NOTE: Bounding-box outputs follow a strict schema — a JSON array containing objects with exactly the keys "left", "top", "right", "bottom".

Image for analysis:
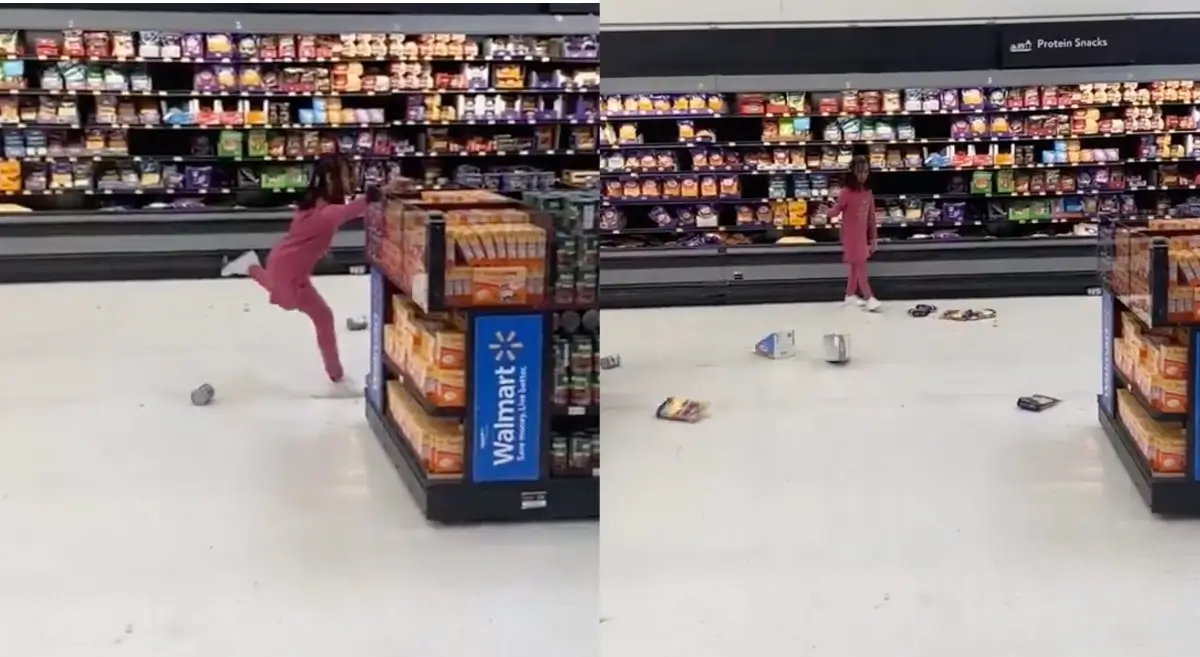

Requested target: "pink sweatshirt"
[
  {"left": 267, "top": 196, "right": 369, "bottom": 286},
  {"left": 830, "top": 188, "right": 877, "bottom": 263}
]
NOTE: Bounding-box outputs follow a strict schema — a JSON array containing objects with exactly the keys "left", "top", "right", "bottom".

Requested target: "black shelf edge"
[
  {"left": 0, "top": 246, "right": 367, "bottom": 283},
  {"left": 1097, "top": 400, "right": 1200, "bottom": 515},
  {"left": 1114, "top": 367, "right": 1188, "bottom": 423},
  {"left": 598, "top": 101, "right": 1200, "bottom": 121},
  {"left": 553, "top": 403, "right": 599, "bottom": 419},
  {"left": 599, "top": 235, "right": 1098, "bottom": 259},
  {"left": 599, "top": 270, "right": 1100, "bottom": 310},
  {"left": 366, "top": 398, "right": 598, "bottom": 524},
  {"left": 381, "top": 353, "right": 465, "bottom": 419}
]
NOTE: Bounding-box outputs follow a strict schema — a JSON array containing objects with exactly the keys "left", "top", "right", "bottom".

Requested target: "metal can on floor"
[{"left": 822, "top": 333, "right": 851, "bottom": 364}]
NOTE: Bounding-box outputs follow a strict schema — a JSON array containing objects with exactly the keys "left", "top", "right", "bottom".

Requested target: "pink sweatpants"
[
  {"left": 248, "top": 265, "right": 344, "bottom": 381},
  {"left": 845, "top": 261, "right": 874, "bottom": 299}
]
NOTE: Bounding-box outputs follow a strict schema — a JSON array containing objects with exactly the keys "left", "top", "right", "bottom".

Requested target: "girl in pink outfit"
[
  {"left": 829, "top": 156, "right": 881, "bottom": 311},
  {"left": 221, "top": 155, "right": 389, "bottom": 387}
]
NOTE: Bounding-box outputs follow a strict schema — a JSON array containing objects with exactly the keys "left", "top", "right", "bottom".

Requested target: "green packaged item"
[
  {"left": 970, "top": 170, "right": 993, "bottom": 195},
  {"left": 995, "top": 169, "right": 1014, "bottom": 194},
  {"left": 217, "top": 130, "right": 243, "bottom": 158},
  {"left": 246, "top": 130, "right": 268, "bottom": 158}
]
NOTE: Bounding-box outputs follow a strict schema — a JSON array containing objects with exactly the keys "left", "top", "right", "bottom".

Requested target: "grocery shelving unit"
[
  {"left": 597, "top": 62, "right": 1200, "bottom": 308},
  {"left": 364, "top": 189, "right": 599, "bottom": 524},
  {"left": 601, "top": 86, "right": 1177, "bottom": 242},
  {"left": 1098, "top": 221, "right": 1200, "bottom": 514},
  {"left": 0, "top": 7, "right": 598, "bottom": 282}
]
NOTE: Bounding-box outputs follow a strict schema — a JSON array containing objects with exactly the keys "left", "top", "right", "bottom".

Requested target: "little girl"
[
  {"left": 829, "top": 155, "right": 881, "bottom": 311},
  {"left": 220, "top": 154, "right": 392, "bottom": 388}
]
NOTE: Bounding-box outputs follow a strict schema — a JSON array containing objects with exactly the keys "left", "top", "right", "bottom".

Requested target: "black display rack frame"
[
  {"left": 364, "top": 196, "right": 599, "bottom": 524},
  {"left": 1098, "top": 223, "right": 1200, "bottom": 514}
]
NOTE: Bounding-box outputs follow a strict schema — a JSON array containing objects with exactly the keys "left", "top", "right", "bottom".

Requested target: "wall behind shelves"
[{"left": 601, "top": 0, "right": 1194, "bottom": 28}]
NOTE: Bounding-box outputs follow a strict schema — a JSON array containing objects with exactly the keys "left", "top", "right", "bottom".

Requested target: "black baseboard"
[
  {"left": 0, "top": 248, "right": 367, "bottom": 284},
  {"left": 600, "top": 271, "right": 1099, "bottom": 309}
]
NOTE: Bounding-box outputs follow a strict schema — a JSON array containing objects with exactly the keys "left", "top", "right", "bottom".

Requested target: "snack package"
[
  {"left": 139, "top": 31, "right": 163, "bottom": 59},
  {"left": 655, "top": 397, "right": 709, "bottom": 423}
]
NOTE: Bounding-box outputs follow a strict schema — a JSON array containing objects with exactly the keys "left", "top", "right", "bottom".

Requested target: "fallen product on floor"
[
  {"left": 754, "top": 330, "right": 797, "bottom": 359},
  {"left": 940, "top": 308, "right": 998, "bottom": 322},
  {"left": 345, "top": 316, "right": 369, "bottom": 331},
  {"left": 655, "top": 397, "right": 710, "bottom": 422},
  {"left": 1017, "top": 394, "right": 1061, "bottom": 412},
  {"left": 823, "top": 332, "right": 851, "bottom": 364},
  {"left": 907, "top": 304, "right": 938, "bottom": 318},
  {"left": 190, "top": 383, "right": 215, "bottom": 406},
  {"left": 599, "top": 354, "right": 622, "bottom": 370}
]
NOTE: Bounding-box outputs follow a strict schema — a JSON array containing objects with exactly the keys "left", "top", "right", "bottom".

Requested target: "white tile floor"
[
  {"left": 600, "top": 297, "right": 1200, "bottom": 657},
  {"left": 0, "top": 276, "right": 596, "bottom": 657}
]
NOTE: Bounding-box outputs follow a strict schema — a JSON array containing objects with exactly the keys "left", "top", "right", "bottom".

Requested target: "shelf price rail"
[
  {"left": 364, "top": 192, "right": 599, "bottom": 523},
  {"left": 1099, "top": 222, "right": 1200, "bottom": 514}
]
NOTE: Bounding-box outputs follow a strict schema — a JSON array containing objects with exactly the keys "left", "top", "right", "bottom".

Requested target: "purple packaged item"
[
  {"left": 598, "top": 207, "right": 624, "bottom": 231},
  {"left": 940, "top": 89, "right": 959, "bottom": 112},
  {"left": 944, "top": 202, "right": 966, "bottom": 223},
  {"left": 193, "top": 69, "right": 217, "bottom": 92},
  {"left": 184, "top": 165, "right": 213, "bottom": 189},
  {"left": 355, "top": 131, "right": 373, "bottom": 152},
  {"left": 181, "top": 33, "right": 205, "bottom": 59},
  {"left": 649, "top": 206, "right": 675, "bottom": 228}
]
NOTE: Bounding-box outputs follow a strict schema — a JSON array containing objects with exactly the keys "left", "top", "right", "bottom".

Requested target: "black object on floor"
[
  {"left": 907, "top": 304, "right": 937, "bottom": 318},
  {"left": 1017, "top": 394, "right": 1061, "bottom": 412}
]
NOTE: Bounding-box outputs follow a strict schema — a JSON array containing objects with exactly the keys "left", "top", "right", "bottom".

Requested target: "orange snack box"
[
  {"left": 385, "top": 380, "right": 464, "bottom": 476},
  {"left": 1154, "top": 433, "right": 1187, "bottom": 473},
  {"left": 416, "top": 320, "right": 465, "bottom": 371},
  {"left": 410, "top": 356, "right": 465, "bottom": 408},
  {"left": 1157, "top": 377, "right": 1188, "bottom": 413},
  {"left": 426, "top": 430, "right": 464, "bottom": 475},
  {"left": 1157, "top": 342, "right": 1188, "bottom": 380}
]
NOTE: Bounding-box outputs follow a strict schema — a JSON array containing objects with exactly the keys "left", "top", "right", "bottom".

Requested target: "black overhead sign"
[{"left": 999, "top": 21, "right": 1135, "bottom": 69}]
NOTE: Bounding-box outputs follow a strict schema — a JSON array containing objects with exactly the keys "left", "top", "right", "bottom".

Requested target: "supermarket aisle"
[
  {"left": 0, "top": 276, "right": 595, "bottom": 657},
  {"left": 600, "top": 297, "right": 1200, "bottom": 657}
]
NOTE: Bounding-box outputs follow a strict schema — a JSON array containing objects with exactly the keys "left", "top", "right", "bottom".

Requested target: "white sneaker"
[
  {"left": 845, "top": 295, "right": 866, "bottom": 307},
  {"left": 865, "top": 297, "right": 883, "bottom": 312},
  {"left": 221, "top": 250, "right": 261, "bottom": 277}
]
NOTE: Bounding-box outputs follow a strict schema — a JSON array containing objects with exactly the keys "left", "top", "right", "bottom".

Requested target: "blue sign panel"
[
  {"left": 470, "top": 314, "right": 544, "bottom": 483},
  {"left": 1100, "top": 291, "right": 1115, "bottom": 417},
  {"left": 367, "top": 268, "right": 385, "bottom": 410},
  {"left": 1191, "top": 330, "right": 1200, "bottom": 481}
]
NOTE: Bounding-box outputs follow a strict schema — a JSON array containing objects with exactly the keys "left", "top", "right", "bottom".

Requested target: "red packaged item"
[
  {"left": 277, "top": 36, "right": 297, "bottom": 60},
  {"left": 736, "top": 93, "right": 766, "bottom": 115},
  {"left": 62, "top": 30, "right": 85, "bottom": 58},
  {"left": 860, "top": 91, "right": 882, "bottom": 114},
  {"left": 297, "top": 35, "right": 317, "bottom": 60},
  {"left": 34, "top": 38, "right": 58, "bottom": 58},
  {"left": 841, "top": 90, "right": 860, "bottom": 114},
  {"left": 84, "top": 31, "right": 111, "bottom": 59},
  {"left": 257, "top": 36, "right": 278, "bottom": 60}
]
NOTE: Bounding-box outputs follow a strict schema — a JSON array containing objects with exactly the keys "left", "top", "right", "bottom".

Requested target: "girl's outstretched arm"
[
  {"left": 828, "top": 188, "right": 849, "bottom": 218},
  {"left": 293, "top": 195, "right": 371, "bottom": 240}
]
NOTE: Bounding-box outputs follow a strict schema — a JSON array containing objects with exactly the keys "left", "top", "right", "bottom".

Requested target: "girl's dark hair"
[
  {"left": 845, "top": 155, "right": 871, "bottom": 191},
  {"left": 298, "top": 154, "right": 353, "bottom": 210}
]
